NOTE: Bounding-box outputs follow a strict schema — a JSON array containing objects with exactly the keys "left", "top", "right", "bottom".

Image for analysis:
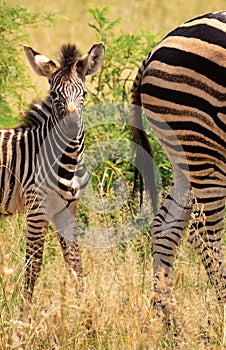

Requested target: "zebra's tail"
[{"left": 130, "top": 59, "right": 158, "bottom": 214}]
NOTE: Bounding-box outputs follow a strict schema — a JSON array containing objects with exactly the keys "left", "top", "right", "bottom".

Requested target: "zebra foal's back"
[{"left": 131, "top": 11, "right": 226, "bottom": 323}]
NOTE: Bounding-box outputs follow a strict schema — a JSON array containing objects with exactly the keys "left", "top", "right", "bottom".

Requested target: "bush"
[
  {"left": 81, "top": 6, "right": 172, "bottom": 223},
  {"left": 86, "top": 5, "right": 157, "bottom": 105},
  {"left": 0, "top": 2, "right": 55, "bottom": 126}
]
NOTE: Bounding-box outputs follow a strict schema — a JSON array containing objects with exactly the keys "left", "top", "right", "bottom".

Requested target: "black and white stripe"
[
  {"left": 131, "top": 11, "right": 226, "bottom": 316},
  {"left": 0, "top": 42, "right": 104, "bottom": 303}
]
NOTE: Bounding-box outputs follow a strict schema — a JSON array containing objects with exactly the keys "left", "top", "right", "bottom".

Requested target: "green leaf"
[{"left": 0, "top": 2, "right": 56, "bottom": 126}]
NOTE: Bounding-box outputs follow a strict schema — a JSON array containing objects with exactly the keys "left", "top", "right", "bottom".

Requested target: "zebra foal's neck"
[{"left": 0, "top": 42, "right": 105, "bottom": 215}]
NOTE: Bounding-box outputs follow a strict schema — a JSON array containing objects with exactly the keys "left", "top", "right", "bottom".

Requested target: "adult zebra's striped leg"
[
  {"left": 23, "top": 216, "right": 48, "bottom": 304},
  {"left": 189, "top": 192, "right": 226, "bottom": 304},
  {"left": 52, "top": 207, "right": 83, "bottom": 297},
  {"left": 151, "top": 169, "right": 192, "bottom": 321}
]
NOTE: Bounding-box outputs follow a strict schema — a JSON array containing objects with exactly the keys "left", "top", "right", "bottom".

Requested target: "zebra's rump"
[{"left": 140, "top": 12, "right": 226, "bottom": 191}]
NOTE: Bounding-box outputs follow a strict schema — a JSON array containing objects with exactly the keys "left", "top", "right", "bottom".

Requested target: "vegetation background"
[
  {"left": 7, "top": 0, "right": 226, "bottom": 101},
  {"left": 0, "top": 0, "right": 226, "bottom": 349}
]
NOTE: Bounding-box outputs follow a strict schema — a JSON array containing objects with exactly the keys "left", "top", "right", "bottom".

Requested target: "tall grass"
[{"left": 0, "top": 215, "right": 225, "bottom": 349}]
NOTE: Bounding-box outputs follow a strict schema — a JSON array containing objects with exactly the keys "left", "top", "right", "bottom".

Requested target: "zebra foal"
[
  {"left": 0, "top": 42, "right": 104, "bottom": 304},
  {"left": 131, "top": 11, "right": 226, "bottom": 320}
]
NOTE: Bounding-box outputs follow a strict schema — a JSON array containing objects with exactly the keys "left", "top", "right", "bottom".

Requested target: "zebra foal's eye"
[
  {"left": 50, "top": 91, "right": 58, "bottom": 99},
  {"left": 83, "top": 90, "right": 87, "bottom": 98}
]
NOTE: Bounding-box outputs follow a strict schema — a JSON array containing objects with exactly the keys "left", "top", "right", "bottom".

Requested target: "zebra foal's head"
[{"left": 23, "top": 42, "right": 105, "bottom": 135}]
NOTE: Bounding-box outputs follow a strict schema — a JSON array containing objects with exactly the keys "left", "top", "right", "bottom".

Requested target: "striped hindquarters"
[{"left": 138, "top": 11, "right": 226, "bottom": 196}]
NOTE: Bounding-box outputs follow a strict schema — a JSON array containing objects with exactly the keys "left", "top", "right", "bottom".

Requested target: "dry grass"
[{"left": 0, "top": 213, "right": 225, "bottom": 349}]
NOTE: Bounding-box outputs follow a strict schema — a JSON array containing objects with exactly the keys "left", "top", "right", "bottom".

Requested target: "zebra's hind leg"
[
  {"left": 52, "top": 207, "right": 83, "bottom": 297},
  {"left": 151, "top": 170, "right": 192, "bottom": 325},
  {"left": 22, "top": 217, "right": 48, "bottom": 307},
  {"left": 189, "top": 192, "right": 226, "bottom": 306}
]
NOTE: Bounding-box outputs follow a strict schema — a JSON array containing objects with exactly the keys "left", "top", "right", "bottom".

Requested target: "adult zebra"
[
  {"left": 131, "top": 11, "right": 226, "bottom": 321},
  {"left": 0, "top": 43, "right": 104, "bottom": 304}
]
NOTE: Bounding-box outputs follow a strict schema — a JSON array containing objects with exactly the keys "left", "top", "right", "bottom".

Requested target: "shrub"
[
  {"left": 81, "top": 6, "right": 172, "bottom": 224},
  {"left": 0, "top": 2, "right": 55, "bottom": 127},
  {"left": 86, "top": 5, "right": 157, "bottom": 105}
]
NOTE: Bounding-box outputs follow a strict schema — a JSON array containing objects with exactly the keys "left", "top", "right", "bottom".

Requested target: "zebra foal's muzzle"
[{"left": 62, "top": 105, "right": 82, "bottom": 138}]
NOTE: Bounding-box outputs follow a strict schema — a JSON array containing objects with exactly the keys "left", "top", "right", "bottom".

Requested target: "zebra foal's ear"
[
  {"left": 76, "top": 42, "right": 105, "bottom": 77},
  {"left": 23, "top": 45, "right": 57, "bottom": 79}
]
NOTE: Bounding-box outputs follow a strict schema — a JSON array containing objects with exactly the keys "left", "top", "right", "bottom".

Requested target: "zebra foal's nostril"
[{"left": 67, "top": 102, "right": 77, "bottom": 113}]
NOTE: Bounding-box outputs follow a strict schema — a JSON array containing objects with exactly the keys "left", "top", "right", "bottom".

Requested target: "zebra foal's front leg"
[
  {"left": 23, "top": 215, "right": 48, "bottom": 306},
  {"left": 52, "top": 207, "right": 83, "bottom": 297}
]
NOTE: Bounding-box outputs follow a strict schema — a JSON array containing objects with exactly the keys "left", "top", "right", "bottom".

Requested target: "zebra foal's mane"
[{"left": 59, "top": 44, "right": 81, "bottom": 69}]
